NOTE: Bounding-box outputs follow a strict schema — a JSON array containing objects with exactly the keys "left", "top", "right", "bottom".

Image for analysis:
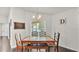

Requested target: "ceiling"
[
  {"left": 0, "top": 7, "right": 76, "bottom": 17},
  {"left": 23, "top": 7, "right": 76, "bottom": 15},
  {"left": 0, "top": 7, "right": 10, "bottom": 17}
]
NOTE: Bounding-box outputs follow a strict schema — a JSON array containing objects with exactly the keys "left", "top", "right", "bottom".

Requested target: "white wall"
[
  {"left": 77, "top": 8, "right": 79, "bottom": 51},
  {"left": 41, "top": 15, "right": 53, "bottom": 36},
  {"left": 52, "top": 8, "right": 79, "bottom": 51},
  {"left": 9, "top": 8, "right": 27, "bottom": 48},
  {"left": 0, "top": 8, "right": 9, "bottom": 37}
]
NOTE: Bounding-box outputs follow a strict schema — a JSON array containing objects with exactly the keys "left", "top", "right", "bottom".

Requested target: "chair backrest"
[
  {"left": 54, "top": 32, "right": 60, "bottom": 46},
  {"left": 15, "top": 33, "right": 22, "bottom": 46}
]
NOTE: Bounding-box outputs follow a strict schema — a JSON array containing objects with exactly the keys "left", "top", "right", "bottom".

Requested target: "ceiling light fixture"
[{"left": 32, "top": 14, "right": 42, "bottom": 20}]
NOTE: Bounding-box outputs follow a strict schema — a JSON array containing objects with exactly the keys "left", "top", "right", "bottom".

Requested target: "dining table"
[{"left": 20, "top": 36, "right": 57, "bottom": 52}]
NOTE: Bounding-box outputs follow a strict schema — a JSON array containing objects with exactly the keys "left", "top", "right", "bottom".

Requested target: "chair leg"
[
  {"left": 21, "top": 47, "right": 23, "bottom": 52},
  {"left": 47, "top": 48, "right": 49, "bottom": 52},
  {"left": 54, "top": 46, "right": 56, "bottom": 52},
  {"left": 16, "top": 47, "right": 19, "bottom": 52},
  {"left": 28, "top": 49, "right": 30, "bottom": 52},
  {"left": 27, "top": 49, "right": 29, "bottom": 52},
  {"left": 38, "top": 49, "right": 40, "bottom": 52},
  {"left": 46, "top": 49, "right": 47, "bottom": 52},
  {"left": 57, "top": 46, "right": 59, "bottom": 52},
  {"left": 48, "top": 47, "right": 50, "bottom": 52},
  {"left": 29, "top": 49, "right": 31, "bottom": 52},
  {"left": 54, "top": 46, "right": 59, "bottom": 52},
  {"left": 23, "top": 47, "right": 26, "bottom": 52},
  {"left": 45, "top": 48, "right": 47, "bottom": 52},
  {"left": 16, "top": 48, "right": 18, "bottom": 52}
]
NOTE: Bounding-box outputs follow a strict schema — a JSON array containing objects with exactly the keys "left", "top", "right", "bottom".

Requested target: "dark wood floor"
[
  {"left": 0, "top": 36, "right": 77, "bottom": 52},
  {"left": 11, "top": 46, "right": 77, "bottom": 52}
]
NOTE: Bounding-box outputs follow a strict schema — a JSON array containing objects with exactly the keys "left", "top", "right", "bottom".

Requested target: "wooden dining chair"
[
  {"left": 15, "top": 33, "right": 27, "bottom": 52},
  {"left": 53, "top": 32, "right": 60, "bottom": 52},
  {"left": 48, "top": 32, "right": 60, "bottom": 52}
]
